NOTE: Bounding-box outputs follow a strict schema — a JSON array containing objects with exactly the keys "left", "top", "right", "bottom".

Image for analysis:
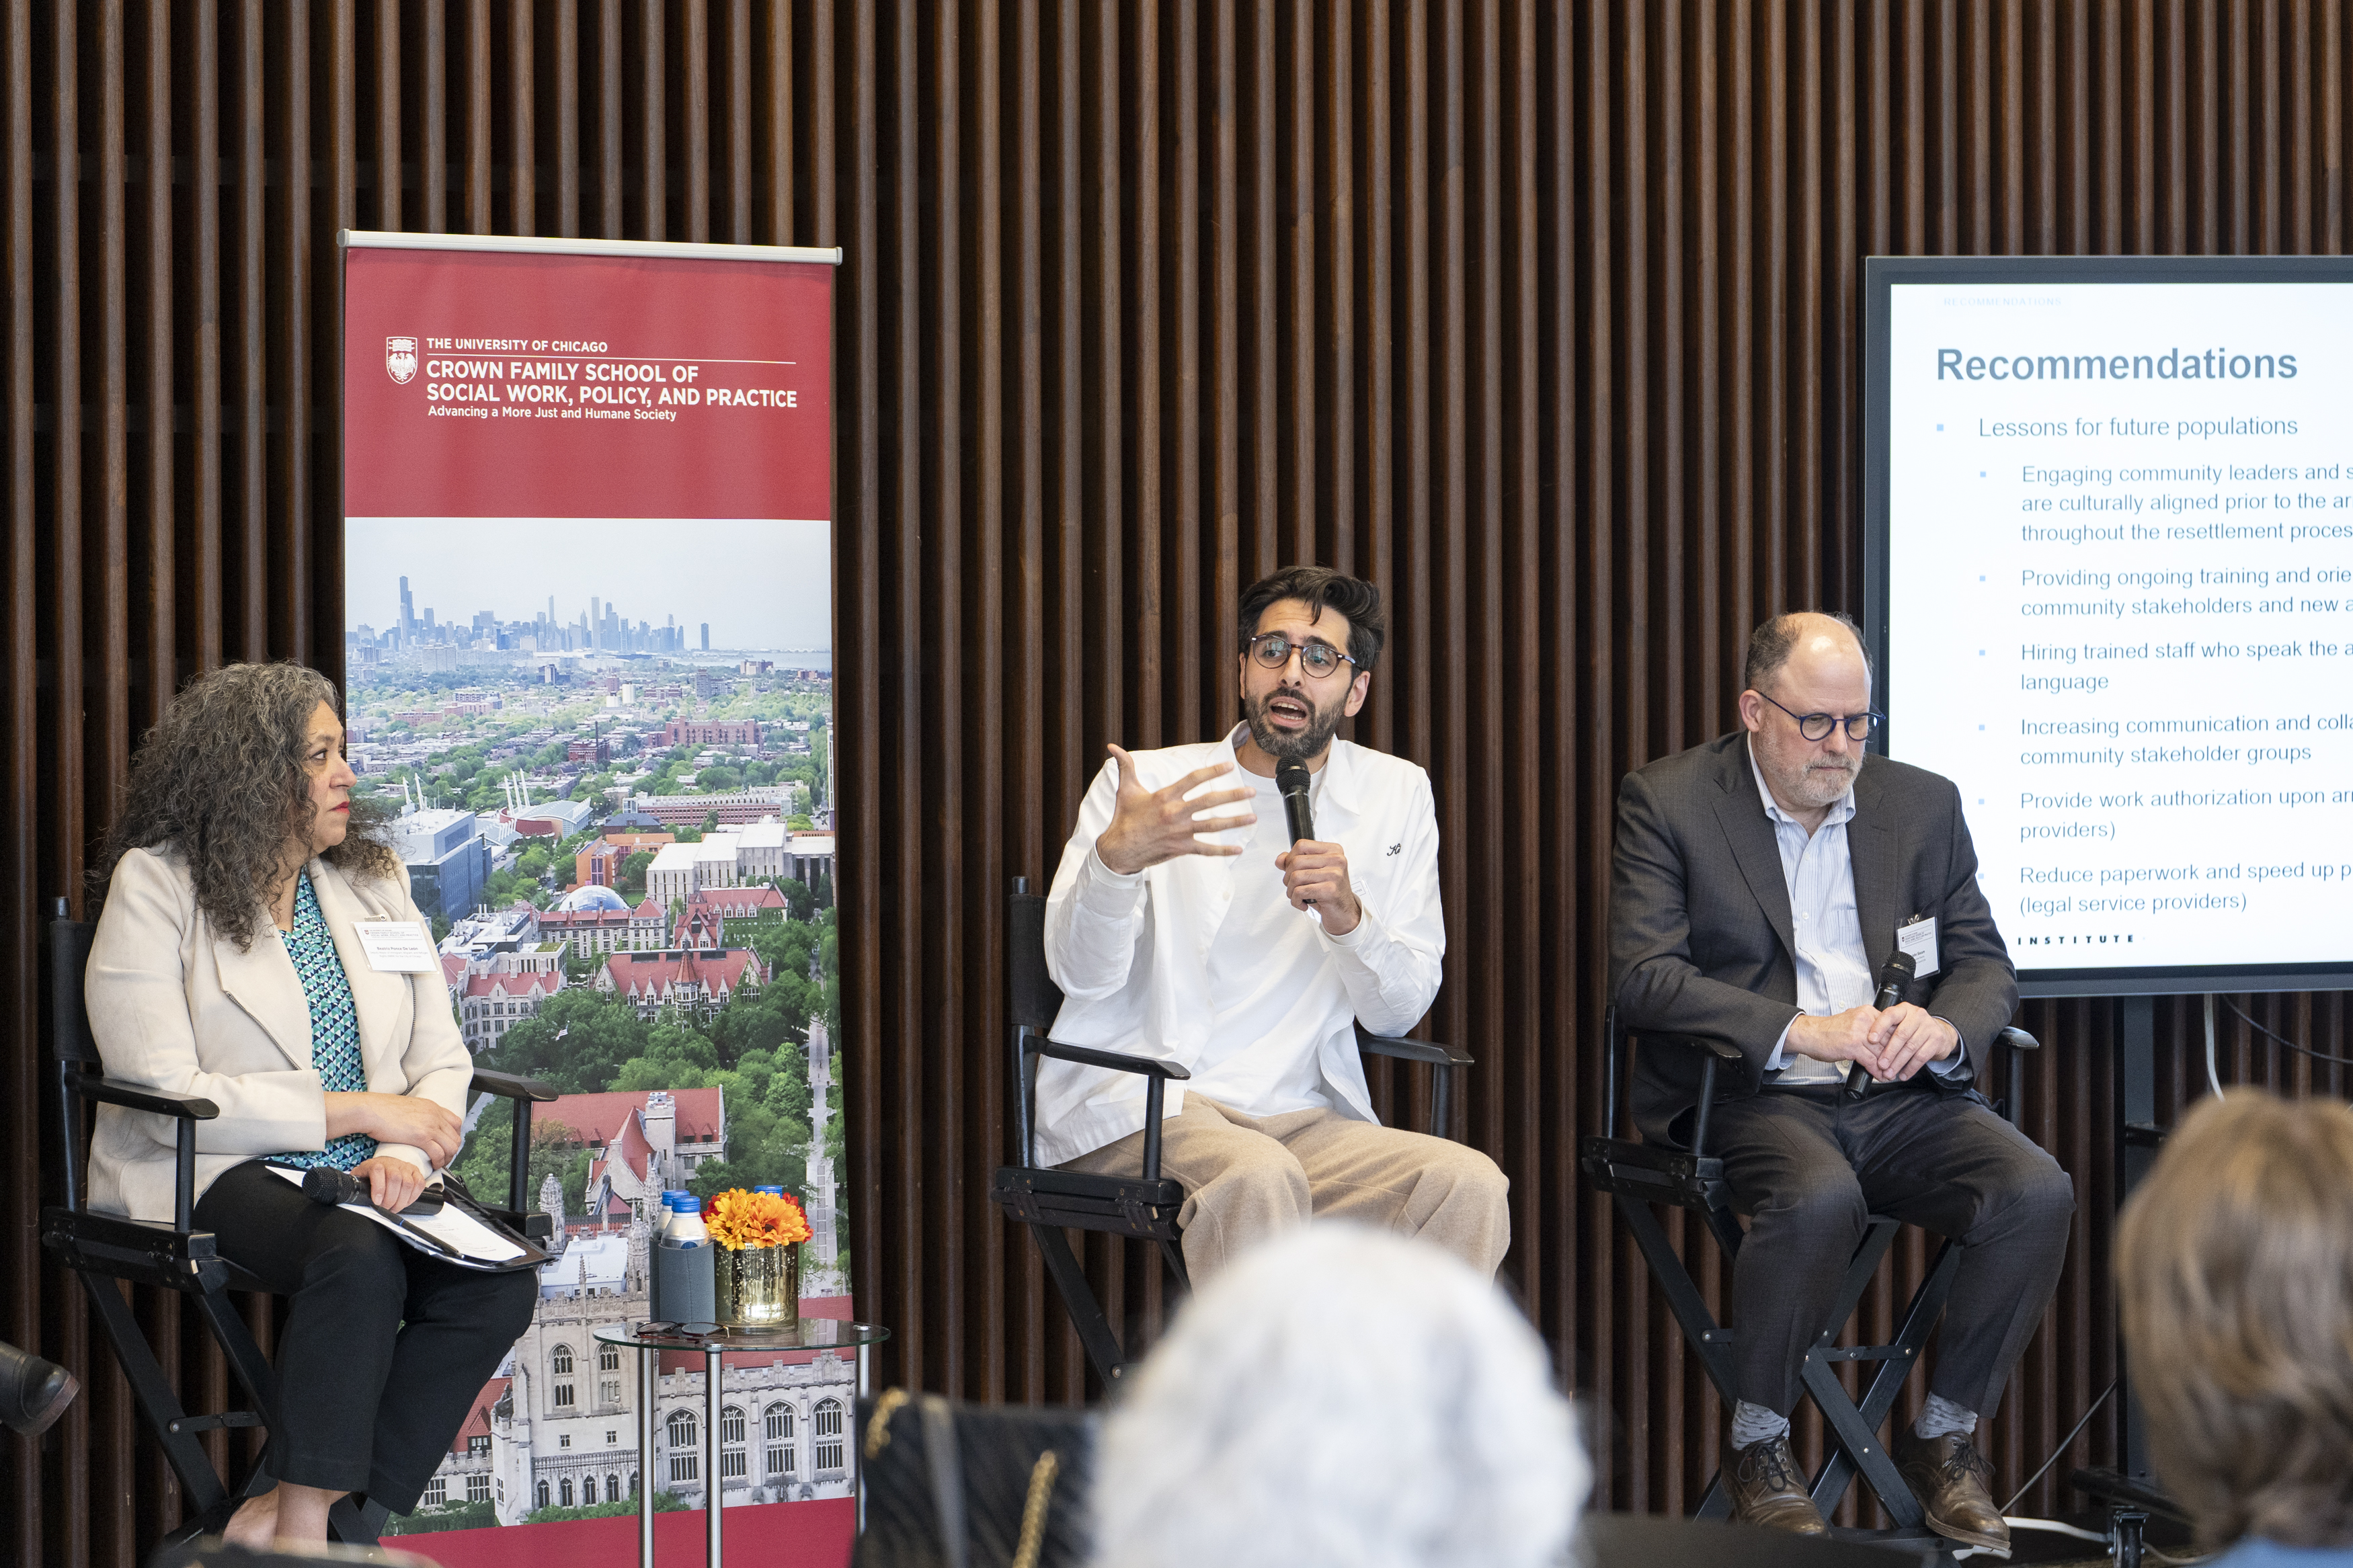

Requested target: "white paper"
[
  {"left": 1897, "top": 917, "right": 1941, "bottom": 979},
  {"left": 352, "top": 919, "right": 439, "bottom": 973},
  {"left": 267, "top": 1165, "right": 526, "bottom": 1263}
]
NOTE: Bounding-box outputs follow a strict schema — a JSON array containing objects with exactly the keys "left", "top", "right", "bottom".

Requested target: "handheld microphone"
[
  {"left": 1843, "top": 950, "right": 1919, "bottom": 1101},
  {"left": 301, "top": 1165, "right": 444, "bottom": 1215},
  {"left": 1274, "top": 759, "right": 1314, "bottom": 844},
  {"left": 1274, "top": 759, "right": 1317, "bottom": 908}
]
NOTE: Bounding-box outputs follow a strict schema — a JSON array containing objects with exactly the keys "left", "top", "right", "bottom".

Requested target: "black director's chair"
[
  {"left": 38, "top": 898, "right": 556, "bottom": 1546},
  {"left": 1581, "top": 1007, "right": 2042, "bottom": 1529},
  {"left": 988, "top": 876, "right": 1474, "bottom": 1390}
]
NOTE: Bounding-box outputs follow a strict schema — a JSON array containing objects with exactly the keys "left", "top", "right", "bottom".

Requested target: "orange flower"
[{"left": 705, "top": 1188, "right": 813, "bottom": 1250}]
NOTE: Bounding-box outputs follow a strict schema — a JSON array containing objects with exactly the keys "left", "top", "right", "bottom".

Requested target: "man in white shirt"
[
  {"left": 1611, "top": 613, "right": 2074, "bottom": 1550},
  {"left": 1042, "top": 567, "right": 1509, "bottom": 1282}
]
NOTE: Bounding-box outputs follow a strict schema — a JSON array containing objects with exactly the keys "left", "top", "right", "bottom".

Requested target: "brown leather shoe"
[
  {"left": 1895, "top": 1427, "right": 2009, "bottom": 1552},
  {"left": 1721, "top": 1433, "right": 1830, "bottom": 1536}
]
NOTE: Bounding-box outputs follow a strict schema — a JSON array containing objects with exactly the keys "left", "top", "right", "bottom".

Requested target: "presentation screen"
[{"left": 1865, "top": 257, "right": 2353, "bottom": 997}]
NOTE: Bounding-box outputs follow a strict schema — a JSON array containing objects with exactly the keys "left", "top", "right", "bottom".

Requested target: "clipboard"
[{"left": 265, "top": 1165, "right": 551, "bottom": 1272}]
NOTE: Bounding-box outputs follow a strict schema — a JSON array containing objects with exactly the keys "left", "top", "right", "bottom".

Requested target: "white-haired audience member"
[
  {"left": 2114, "top": 1089, "right": 2353, "bottom": 1566},
  {"left": 1090, "top": 1225, "right": 1587, "bottom": 1568}
]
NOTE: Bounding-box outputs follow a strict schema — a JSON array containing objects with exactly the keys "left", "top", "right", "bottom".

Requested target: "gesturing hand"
[
  {"left": 1092, "top": 745, "right": 1259, "bottom": 875},
  {"left": 1276, "top": 840, "right": 1362, "bottom": 935}
]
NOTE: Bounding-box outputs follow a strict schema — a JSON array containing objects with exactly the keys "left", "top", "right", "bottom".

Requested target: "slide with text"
[{"left": 1886, "top": 280, "right": 2353, "bottom": 975}]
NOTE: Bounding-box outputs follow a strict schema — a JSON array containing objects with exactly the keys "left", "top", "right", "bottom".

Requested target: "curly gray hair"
[{"left": 93, "top": 661, "right": 399, "bottom": 950}]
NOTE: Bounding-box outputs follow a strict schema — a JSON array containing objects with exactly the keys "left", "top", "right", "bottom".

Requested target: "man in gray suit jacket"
[{"left": 1611, "top": 612, "right": 2073, "bottom": 1551}]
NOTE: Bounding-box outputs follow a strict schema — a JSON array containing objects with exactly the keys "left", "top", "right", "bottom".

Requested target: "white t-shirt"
[{"left": 1184, "top": 768, "right": 1339, "bottom": 1115}]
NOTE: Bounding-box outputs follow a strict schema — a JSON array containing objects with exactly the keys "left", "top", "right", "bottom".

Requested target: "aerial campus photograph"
[{"left": 340, "top": 520, "right": 851, "bottom": 1540}]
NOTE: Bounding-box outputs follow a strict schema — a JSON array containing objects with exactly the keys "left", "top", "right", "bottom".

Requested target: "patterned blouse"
[{"left": 270, "top": 871, "right": 379, "bottom": 1172}]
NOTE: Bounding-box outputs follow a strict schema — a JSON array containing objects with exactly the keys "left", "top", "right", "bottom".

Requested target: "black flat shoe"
[{"left": 0, "top": 1340, "right": 77, "bottom": 1438}]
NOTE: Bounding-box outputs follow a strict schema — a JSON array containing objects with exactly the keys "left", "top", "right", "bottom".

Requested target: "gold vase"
[{"left": 715, "top": 1241, "right": 799, "bottom": 1332}]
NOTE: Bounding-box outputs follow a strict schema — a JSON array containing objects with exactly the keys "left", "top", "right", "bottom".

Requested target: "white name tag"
[
  {"left": 354, "top": 920, "right": 439, "bottom": 973},
  {"left": 1897, "top": 917, "right": 1940, "bottom": 979}
]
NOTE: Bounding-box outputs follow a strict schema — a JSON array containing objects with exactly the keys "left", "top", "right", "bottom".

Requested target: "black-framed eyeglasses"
[
  {"left": 1755, "top": 688, "right": 1882, "bottom": 743},
  {"left": 1245, "top": 632, "right": 1357, "bottom": 680}
]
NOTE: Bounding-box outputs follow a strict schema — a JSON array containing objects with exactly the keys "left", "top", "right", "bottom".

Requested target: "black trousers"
[
  {"left": 194, "top": 1161, "right": 539, "bottom": 1514},
  {"left": 1709, "top": 1083, "right": 2075, "bottom": 1421}
]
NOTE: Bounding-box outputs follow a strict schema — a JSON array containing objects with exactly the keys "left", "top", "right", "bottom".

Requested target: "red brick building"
[
  {"left": 577, "top": 831, "right": 674, "bottom": 890},
  {"left": 661, "top": 718, "right": 760, "bottom": 747},
  {"left": 594, "top": 948, "right": 768, "bottom": 1016}
]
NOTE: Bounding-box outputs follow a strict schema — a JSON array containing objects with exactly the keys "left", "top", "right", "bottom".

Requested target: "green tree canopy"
[{"left": 485, "top": 988, "right": 650, "bottom": 1094}]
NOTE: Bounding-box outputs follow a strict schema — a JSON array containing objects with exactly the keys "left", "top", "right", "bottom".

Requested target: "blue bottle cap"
[{"left": 753, "top": 1185, "right": 785, "bottom": 1196}]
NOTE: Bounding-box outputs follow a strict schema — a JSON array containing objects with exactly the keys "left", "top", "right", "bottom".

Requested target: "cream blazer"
[{"left": 85, "top": 845, "right": 473, "bottom": 1224}]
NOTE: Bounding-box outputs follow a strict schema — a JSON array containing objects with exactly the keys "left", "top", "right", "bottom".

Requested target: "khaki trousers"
[{"left": 1061, "top": 1094, "right": 1511, "bottom": 1282}]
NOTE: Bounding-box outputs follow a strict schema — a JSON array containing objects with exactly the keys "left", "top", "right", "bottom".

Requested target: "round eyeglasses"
[
  {"left": 1245, "top": 632, "right": 1358, "bottom": 680},
  {"left": 1756, "top": 688, "right": 1883, "bottom": 743}
]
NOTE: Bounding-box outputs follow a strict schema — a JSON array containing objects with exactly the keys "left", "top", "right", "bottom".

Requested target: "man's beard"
[
  {"left": 1779, "top": 755, "right": 1860, "bottom": 809},
  {"left": 1243, "top": 686, "right": 1346, "bottom": 763}
]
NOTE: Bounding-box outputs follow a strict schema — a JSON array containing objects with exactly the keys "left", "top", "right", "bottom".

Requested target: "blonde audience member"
[
  {"left": 1091, "top": 1225, "right": 1587, "bottom": 1568},
  {"left": 2115, "top": 1089, "right": 2353, "bottom": 1565}
]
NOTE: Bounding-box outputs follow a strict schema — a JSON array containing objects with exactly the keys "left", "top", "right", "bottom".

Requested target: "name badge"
[
  {"left": 354, "top": 920, "right": 438, "bottom": 973},
  {"left": 1897, "top": 917, "right": 1940, "bottom": 979}
]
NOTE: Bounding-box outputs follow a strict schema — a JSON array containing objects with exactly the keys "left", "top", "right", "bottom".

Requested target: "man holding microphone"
[{"left": 1037, "top": 566, "right": 1508, "bottom": 1283}]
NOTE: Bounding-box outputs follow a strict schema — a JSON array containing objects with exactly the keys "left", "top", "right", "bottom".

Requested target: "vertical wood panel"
[
  {"left": 141, "top": 0, "right": 170, "bottom": 729},
  {"left": 11, "top": 7, "right": 2353, "bottom": 1553},
  {"left": 4, "top": 6, "right": 33, "bottom": 1560}
]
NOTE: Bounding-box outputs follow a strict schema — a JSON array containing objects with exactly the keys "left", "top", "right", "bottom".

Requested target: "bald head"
[{"left": 1742, "top": 612, "right": 1871, "bottom": 699}]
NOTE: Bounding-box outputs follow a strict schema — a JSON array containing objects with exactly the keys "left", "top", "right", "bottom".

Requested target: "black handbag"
[{"left": 852, "top": 1390, "right": 1095, "bottom": 1568}]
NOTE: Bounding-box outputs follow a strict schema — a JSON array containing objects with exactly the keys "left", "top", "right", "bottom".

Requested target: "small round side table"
[{"left": 594, "top": 1317, "right": 892, "bottom": 1568}]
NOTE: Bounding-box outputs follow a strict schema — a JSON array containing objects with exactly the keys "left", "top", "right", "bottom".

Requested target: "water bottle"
[
  {"left": 651, "top": 1191, "right": 715, "bottom": 1323},
  {"left": 661, "top": 1190, "right": 708, "bottom": 1247}
]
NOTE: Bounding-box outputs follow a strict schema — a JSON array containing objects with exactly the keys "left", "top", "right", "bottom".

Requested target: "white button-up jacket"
[{"left": 1035, "top": 727, "right": 1445, "bottom": 1167}]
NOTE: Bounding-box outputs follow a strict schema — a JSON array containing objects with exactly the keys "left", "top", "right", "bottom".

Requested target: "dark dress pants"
[
  {"left": 1710, "top": 1083, "right": 2075, "bottom": 1419},
  {"left": 194, "top": 1160, "right": 539, "bottom": 1513}
]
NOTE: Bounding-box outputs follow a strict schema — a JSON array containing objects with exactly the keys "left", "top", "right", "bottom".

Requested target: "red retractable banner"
[
  {"left": 341, "top": 234, "right": 850, "bottom": 1557},
  {"left": 344, "top": 241, "right": 832, "bottom": 521}
]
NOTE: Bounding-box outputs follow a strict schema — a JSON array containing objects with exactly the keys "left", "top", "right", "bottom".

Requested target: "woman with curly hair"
[{"left": 85, "top": 662, "right": 535, "bottom": 1546}]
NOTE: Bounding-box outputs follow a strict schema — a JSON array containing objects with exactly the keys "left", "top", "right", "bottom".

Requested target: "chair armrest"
[
  {"left": 1033, "top": 1039, "right": 1192, "bottom": 1081},
  {"left": 469, "top": 1067, "right": 559, "bottom": 1102},
  {"left": 1642, "top": 1032, "right": 1743, "bottom": 1062},
  {"left": 1626, "top": 1032, "right": 1744, "bottom": 1157},
  {"left": 1031, "top": 1038, "right": 1189, "bottom": 1181},
  {"left": 1992, "top": 1025, "right": 2042, "bottom": 1131},
  {"left": 74, "top": 1075, "right": 220, "bottom": 1120},
  {"left": 1353, "top": 1026, "right": 1474, "bottom": 1067}
]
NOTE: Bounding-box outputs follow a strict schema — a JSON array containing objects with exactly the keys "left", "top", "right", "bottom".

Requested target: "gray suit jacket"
[{"left": 1609, "top": 731, "right": 2018, "bottom": 1145}]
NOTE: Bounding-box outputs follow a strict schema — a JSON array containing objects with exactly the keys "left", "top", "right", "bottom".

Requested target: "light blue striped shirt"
[{"left": 1750, "top": 740, "right": 1961, "bottom": 1085}]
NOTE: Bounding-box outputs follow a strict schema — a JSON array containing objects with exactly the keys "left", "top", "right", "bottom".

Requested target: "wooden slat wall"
[{"left": 7, "top": 3, "right": 2352, "bottom": 1556}]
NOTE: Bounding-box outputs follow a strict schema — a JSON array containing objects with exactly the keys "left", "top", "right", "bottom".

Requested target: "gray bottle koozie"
[{"left": 651, "top": 1243, "right": 716, "bottom": 1324}]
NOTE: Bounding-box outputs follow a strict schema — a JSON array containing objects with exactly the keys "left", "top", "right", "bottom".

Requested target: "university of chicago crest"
[{"left": 385, "top": 336, "right": 418, "bottom": 384}]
